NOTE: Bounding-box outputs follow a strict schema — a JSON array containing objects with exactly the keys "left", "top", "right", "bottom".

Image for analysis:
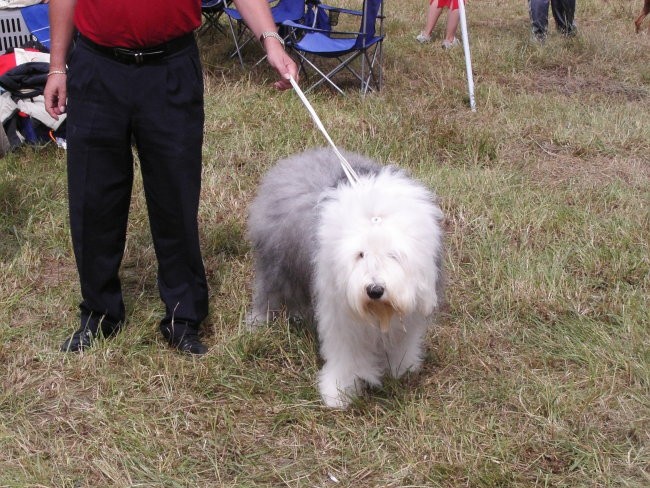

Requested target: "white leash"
[{"left": 288, "top": 76, "right": 360, "bottom": 186}]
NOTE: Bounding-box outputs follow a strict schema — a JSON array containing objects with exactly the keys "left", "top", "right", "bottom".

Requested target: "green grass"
[{"left": 1, "top": 0, "right": 649, "bottom": 486}]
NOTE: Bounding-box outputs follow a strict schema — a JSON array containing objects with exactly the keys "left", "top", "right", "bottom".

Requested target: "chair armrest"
[
  {"left": 282, "top": 19, "right": 360, "bottom": 37},
  {"left": 318, "top": 3, "right": 363, "bottom": 17},
  {"left": 283, "top": 20, "right": 328, "bottom": 33}
]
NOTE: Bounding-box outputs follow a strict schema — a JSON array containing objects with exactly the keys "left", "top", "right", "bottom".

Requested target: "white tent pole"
[{"left": 457, "top": 0, "right": 476, "bottom": 112}]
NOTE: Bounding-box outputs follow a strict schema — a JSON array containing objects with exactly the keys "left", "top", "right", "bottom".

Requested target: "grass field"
[{"left": 1, "top": 0, "right": 649, "bottom": 486}]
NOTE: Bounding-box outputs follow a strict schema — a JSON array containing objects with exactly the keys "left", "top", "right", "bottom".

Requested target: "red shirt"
[{"left": 74, "top": 0, "right": 202, "bottom": 48}]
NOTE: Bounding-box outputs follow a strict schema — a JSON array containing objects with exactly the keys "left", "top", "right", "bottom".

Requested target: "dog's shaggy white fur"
[{"left": 247, "top": 148, "right": 444, "bottom": 408}]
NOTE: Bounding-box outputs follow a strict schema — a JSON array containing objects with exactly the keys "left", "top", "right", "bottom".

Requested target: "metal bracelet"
[{"left": 259, "top": 31, "right": 284, "bottom": 47}]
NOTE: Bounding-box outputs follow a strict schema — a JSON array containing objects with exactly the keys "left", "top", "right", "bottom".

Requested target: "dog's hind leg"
[{"left": 248, "top": 269, "right": 285, "bottom": 326}]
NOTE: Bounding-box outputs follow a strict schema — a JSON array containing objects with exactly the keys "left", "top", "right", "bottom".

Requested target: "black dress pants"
[
  {"left": 529, "top": 0, "right": 576, "bottom": 37},
  {"left": 66, "top": 37, "right": 208, "bottom": 333}
]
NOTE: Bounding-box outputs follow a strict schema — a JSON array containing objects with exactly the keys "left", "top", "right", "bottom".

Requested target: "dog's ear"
[
  {"left": 416, "top": 272, "right": 440, "bottom": 316},
  {"left": 417, "top": 244, "right": 444, "bottom": 317},
  {"left": 418, "top": 287, "right": 439, "bottom": 317}
]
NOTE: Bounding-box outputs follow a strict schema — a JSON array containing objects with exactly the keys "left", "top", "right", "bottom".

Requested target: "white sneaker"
[
  {"left": 416, "top": 32, "right": 431, "bottom": 43},
  {"left": 442, "top": 38, "right": 459, "bottom": 49}
]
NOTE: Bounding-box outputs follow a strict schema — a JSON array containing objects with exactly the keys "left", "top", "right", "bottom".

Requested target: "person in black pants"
[
  {"left": 529, "top": 0, "right": 577, "bottom": 42},
  {"left": 44, "top": 0, "right": 298, "bottom": 355}
]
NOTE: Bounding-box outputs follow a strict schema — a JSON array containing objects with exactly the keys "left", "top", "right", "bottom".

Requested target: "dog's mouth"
[{"left": 364, "top": 300, "right": 400, "bottom": 332}]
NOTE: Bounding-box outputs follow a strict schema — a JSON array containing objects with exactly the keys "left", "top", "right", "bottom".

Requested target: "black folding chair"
[{"left": 197, "top": 0, "right": 228, "bottom": 38}]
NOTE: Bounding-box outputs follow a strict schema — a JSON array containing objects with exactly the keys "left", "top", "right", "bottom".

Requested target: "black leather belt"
[{"left": 78, "top": 33, "right": 195, "bottom": 65}]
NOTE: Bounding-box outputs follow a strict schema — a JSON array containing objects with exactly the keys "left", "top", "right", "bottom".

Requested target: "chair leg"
[
  {"left": 344, "top": 48, "right": 383, "bottom": 94},
  {"left": 197, "top": 6, "right": 228, "bottom": 38},
  {"left": 299, "top": 54, "right": 347, "bottom": 95},
  {"left": 294, "top": 44, "right": 383, "bottom": 95},
  {"left": 361, "top": 47, "right": 383, "bottom": 94},
  {"left": 226, "top": 17, "right": 246, "bottom": 67}
]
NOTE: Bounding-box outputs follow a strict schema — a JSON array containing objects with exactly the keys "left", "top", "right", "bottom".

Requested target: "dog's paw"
[
  {"left": 318, "top": 371, "right": 361, "bottom": 409},
  {"left": 320, "top": 386, "right": 355, "bottom": 409},
  {"left": 387, "top": 353, "right": 423, "bottom": 379}
]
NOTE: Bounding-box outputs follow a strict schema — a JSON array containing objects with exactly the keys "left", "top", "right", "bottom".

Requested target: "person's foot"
[
  {"left": 60, "top": 320, "right": 121, "bottom": 352},
  {"left": 559, "top": 25, "right": 577, "bottom": 37},
  {"left": 416, "top": 32, "right": 431, "bottom": 43},
  {"left": 442, "top": 37, "right": 459, "bottom": 49},
  {"left": 531, "top": 31, "right": 547, "bottom": 44},
  {"left": 160, "top": 322, "right": 208, "bottom": 355}
]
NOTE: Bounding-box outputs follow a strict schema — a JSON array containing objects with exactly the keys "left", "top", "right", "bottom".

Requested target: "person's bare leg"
[
  {"left": 417, "top": 1, "right": 444, "bottom": 41},
  {"left": 444, "top": 8, "right": 460, "bottom": 43}
]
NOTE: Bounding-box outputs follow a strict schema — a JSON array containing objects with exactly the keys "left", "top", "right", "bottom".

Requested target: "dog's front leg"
[
  {"left": 384, "top": 316, "right": 430, "bottom": 378},
  {"left": 318, "top": 365, "right": 367, "bottom": 409},
  {"left": 316, "top": 312, "right": 382, "bottom": 408}
]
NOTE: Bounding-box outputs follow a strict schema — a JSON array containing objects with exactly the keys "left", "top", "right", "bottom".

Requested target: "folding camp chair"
[
  {"left": 283, "top": 0, "right": 385, "bottom": 95},
  {"left": 196, "top": 0, "right": 228, "bottom": 38},
  {"left": 223, "top": 0, "right": 306, "bottom": 67}
]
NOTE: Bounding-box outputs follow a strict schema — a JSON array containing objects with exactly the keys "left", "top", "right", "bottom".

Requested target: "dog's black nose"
[{"left": 366, "top": 284, "right": 384, "bottom": 300}]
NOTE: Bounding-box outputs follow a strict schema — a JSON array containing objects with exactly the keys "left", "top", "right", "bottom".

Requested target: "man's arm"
[
  {"left": 44, "top": 0, "right": 77, "bottom": 119},
  {"left": 231, "top": 0, "right": 299, "bottom": 90}
]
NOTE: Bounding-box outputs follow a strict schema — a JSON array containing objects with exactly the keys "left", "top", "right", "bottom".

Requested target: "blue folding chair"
[
  {"left": 197, "top": 0, "right": 228, "bottom": 38},
  {"left": 20, "top": 3, "right": 51, "bottom": 50},
  {"left": 223, "top": 0, "right": 306, "bottom": 67},
  {"left": 284, "top": 0, "right": 385, "bottom": 95}
]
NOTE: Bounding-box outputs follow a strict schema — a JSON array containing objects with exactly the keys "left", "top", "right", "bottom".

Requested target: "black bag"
[{"left": 0, "top": 62, "right": 49, "bottom": 99}]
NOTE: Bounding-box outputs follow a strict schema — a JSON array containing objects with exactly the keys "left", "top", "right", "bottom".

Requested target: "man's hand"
[
  {"left": 263, "top": 40, "right": 299, "bottom": 91},
  {"left": 44, "top": 73, "right": 67, "bottom": 120}
]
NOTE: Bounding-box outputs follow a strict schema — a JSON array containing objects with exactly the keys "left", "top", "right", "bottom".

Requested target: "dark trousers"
[
  {"left": 66, "top": 38, "right": 209, "bottom": 332},
  {"left": 529, "top": 0, "right": 576, "bottom": 36}
]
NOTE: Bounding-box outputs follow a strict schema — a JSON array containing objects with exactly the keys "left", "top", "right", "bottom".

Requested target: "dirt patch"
[
  {"left": 497, "top": 139, "right": 650, "bottom": 188},
  {"left": 502, "top": 67, "right": 649, "bottom": 101},
  {"left": 528, "top": 154, "right": 650, "bottom": 188}
]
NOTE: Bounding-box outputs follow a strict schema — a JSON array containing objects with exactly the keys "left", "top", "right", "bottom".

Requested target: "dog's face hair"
[{"left": 316, "top": 169, "right": 444, "bottom": 331}]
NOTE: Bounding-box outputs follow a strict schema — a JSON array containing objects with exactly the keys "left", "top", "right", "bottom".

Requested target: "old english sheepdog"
[{"left": 247, "top": 148, "right": 444, "bottom": 408}]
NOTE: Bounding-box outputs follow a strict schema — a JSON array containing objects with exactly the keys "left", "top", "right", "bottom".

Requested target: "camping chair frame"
[
  {"left": 224, "top": 0, "right": 306, "bottom": 68},
  {"left": 284, "top": 0, "right": 385, "bottom": 95}
]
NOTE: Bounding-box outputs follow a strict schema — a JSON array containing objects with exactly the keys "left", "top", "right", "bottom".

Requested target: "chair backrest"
[
  {"left": 201, "top": 0, "right": 225, "bottom": 8},
  {"left": 20, "top": 3, "right": 51, "bottom": 49},
  {"left": 354, "top": 0, "right": 383, "bottom": 49},
  {"left": 272, "top": 0, "right": 308, "bottom": 22},
  {"left": 305, "top": 0, "right": 332, "bottom": 30}
]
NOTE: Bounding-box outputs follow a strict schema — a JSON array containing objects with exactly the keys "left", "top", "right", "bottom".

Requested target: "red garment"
[
  {"left": 74, "top": 0, "right": 201, "bottom": 48},
  {"left": 0, "top": 48, "right": 43, "bottom": 77},
  {"left": 429, "top": 0, "right": 460, "bottom": 10}
]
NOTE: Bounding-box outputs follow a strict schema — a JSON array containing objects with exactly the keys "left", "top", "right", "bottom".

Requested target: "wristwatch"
[{"left": 259, "top": 31, "right": 285, "bottom": 47}]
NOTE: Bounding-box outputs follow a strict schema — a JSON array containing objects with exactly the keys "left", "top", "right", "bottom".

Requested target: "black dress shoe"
[
  {"left": 60, "top": 320, "right": 121, "bottom": 352},
  {"left": 160, "top": 322, "right": 208, "bottom": 355},
  {"left": 174, "top": 333, "right": 208, "bottom": 355}
]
